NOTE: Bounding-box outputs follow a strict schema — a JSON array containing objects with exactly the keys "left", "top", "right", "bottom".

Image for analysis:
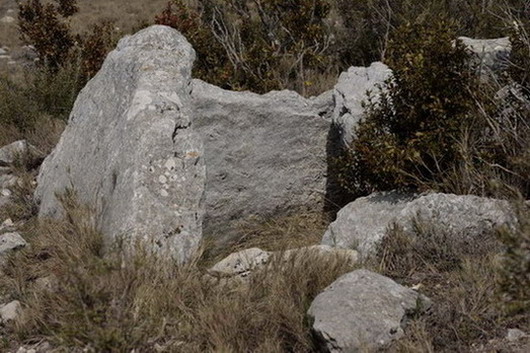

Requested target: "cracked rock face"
[
  {"left": 308, "top": 269, "right": 431, "bottom": 353},
  {"left": 35, "top": 26, "right": 206, "bottom": 262}
]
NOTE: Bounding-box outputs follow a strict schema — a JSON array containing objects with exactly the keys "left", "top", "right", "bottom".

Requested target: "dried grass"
[{"left": 0, "top": 194, "right": 352, "bottom": 352}]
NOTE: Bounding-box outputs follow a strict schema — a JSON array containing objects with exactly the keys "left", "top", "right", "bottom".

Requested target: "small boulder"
[
  {"left": 322, "top": 192, "right": 515, "bottom": 259},
  {"left": 507, "top": 329, "right": 528, "bottom": 342},
  {"left": 0, "top": 140, "right": 41, "bottom": 167},
  {"left": 0, "top": 232, "right": 27, "bottom": 256},
  {"left": 308, "top": 269, "right": 431, "bottom": 353},
  {"left": 0, "top": 16, "right": 15, "bottom": 24},
  {"left": 209, "top": 245, "right": 359, "bottom": 280},
  {"left": 0, "top": 300, "right": 22, "bottom": 323},
  {"left": 331, "top": 62, "right": 392, "bottom": 147}
]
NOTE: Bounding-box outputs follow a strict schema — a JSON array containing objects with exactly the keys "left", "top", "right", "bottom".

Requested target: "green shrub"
[
  {"left": 155, "top": 0, "right": 334, "bottom": 94},
  {"left": 333, "top": 0, "right": 521, "bottom": 67},
  {"left": 18, "top": 0, "right": 77, "bottom": 70},
  {"left": 338, "top": 20, "right": 480, "bottom": 195},
  {"left": 18, "top": 0, "right": 114, "bottom": 85}
]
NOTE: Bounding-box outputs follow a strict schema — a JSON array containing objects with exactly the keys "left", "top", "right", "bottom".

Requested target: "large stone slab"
[
  {"left": 35, "top": 26, "right": 206, "bottom": 261},
  {"left": 308, "top": 269, "right": 430, "bottom": 352},
  {"left": 322, "top": 192, "right": 515, "bottom": 259},
  {"left": 191, "top": 79, "right": 333, "bottom": 236}
]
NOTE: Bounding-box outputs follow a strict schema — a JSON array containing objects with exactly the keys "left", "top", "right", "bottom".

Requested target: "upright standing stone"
[{"left": 35, "top": 26, "right": 206, "bottom": 261}]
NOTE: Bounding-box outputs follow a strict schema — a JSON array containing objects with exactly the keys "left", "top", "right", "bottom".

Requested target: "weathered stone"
[
  {"left": 322, "top": 192, "right": 515, "bottom": 259},
  {"left": 209, "top": 248, "right": 271, "bottom": 278},
  {"left": 459, "top": 36, "right": 511, "bottom": 75},
  {"left": 0, "top": 232, "right": 27, "bottom": 256},
  {"left": 331, "top": 62, "right": 392, "bottom": 147},
  {"left": 191, "top": 79, "right": 333, "bottom": 237},
  {"left": 308, "top": 269, "right": 431, "bottom": 353},
  {"left": 0, "top": 16, "right": 15, "bottom": 24},
  {"left": 0, "top": 140, "right": 41, "bottom": 167},
  {"left": 0, "top": 300, "right": 22, "bottom": 323},
  {"left": 507, "top": 329, "right": 528, "bottom": 342},
  {"left": 209, "top": 245, "right": 358, "bottom": 279},
  {"left": 35, "top": 26, "right": 205, "bottom": 262}
]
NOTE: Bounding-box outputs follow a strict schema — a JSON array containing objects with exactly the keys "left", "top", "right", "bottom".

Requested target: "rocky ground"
[{"left": 0, "top": 25, "right": 528, "bottom": 352}]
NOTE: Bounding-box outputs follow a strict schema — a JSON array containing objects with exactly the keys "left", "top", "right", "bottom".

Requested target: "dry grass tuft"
[
  {"left": 200, "top": 212, "right": 330, "bottom": 269},
  {"left": 374, "top": 213, "right": 530, "bottom": 352},
  {"left": 0, "top": 195, "right": 353, "bottom": 352}
]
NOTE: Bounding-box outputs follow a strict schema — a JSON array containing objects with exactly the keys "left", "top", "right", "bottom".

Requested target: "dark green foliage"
[
  {"left": 334, "top": 0, "right": 524, "bottom": 67},
  {"left": 339, "top": 20, "right": 479, "bottom": 195},
  {"left": 18, "top": 0, "right": 76, "bottom": 70}
]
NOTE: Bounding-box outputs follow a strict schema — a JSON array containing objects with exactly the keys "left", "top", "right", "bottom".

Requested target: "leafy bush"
[
  {"left": 18, "top": 0, "right": 114, "bottom": 86},
  {"left": 18, "top": 0, "right": 76, "bottom": 70},
  {"left": 338, "top": 20, "right": 480, "bottom": 195},
  {"left": 333, "top": 0, "right": 522, "bottom": 67}
]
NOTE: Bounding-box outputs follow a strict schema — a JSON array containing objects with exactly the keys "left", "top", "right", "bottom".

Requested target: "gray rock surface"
[
  {"left": 507, "top": 329, "right": 529, "bottom": 342},
  {"left": 0, "top": 300, "right": 21, "bottom": 323},
  {"left": 322, "top": 192, "right": 515, "bottom": 259},
  {"left": 35, "top": 26, "right": 206, "bottom": 262},
  {"left": 0, "top": 140, "right": 41, "bottom": 167},
  {"left": 209, "top": 247, "right": 271, "bottom": 278},
  {"left": 0, "top": 232, "right": 26, "bottom": 256},
  {"left": 191, "top": 79, "right": 333, "bottom": 237},
  {"left": 459, "top": 36, "right": 511, "bottom": 74},
  {"left": 307, "top": 269, "right": 430, "bottom": 353},
  {"left": 331, "top": 62, "right": 392, "bottom": 147}
]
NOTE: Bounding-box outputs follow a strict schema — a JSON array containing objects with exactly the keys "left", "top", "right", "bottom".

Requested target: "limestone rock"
[
  {"left": 0, "top": 232, "right": 27, "bottom": 256},
  {"left": 459, "top": 36, "right": 511, "bottom": 75},
  {"left": 0, "top": 16, "right": 15, "bottom": 24},
  {"left": 191, "top": 79, "right": 333, "bottom": 237},
  {"left": 209, "top": 245, "right": 359, "bottom": 279},
  {"left": 331, "top": 62, "right": 392, "bottom": 147},
  {"left": 0, "top": 140, "right": 41, "bottom": 167},
  {"left": 308, "top": 269, "right": 431, "bottom": 353},
  {"left": 209, "top": 248, "right": 271, "bottom": 278},
  {"left": 35, "top": 26, "right": 206, "bottom": 262},
  {"left": 0, "top": 300, "right": 22, "bottom": 323},
  {"left": 507, "top": 329, "right": 529, "bottom": 342},
  {"left": 322, "top": 192, "right": 515, "bottom": 259}
]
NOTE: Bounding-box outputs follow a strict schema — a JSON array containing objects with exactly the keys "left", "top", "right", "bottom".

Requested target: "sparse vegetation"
[
  {"left": 375, "top": 212, "right": 529, "bottom": 352},
  {"left": 0, "top": 194, "right": 354, "bottom": 352},
  {"left": 0, "top": 0, "right": 529, "bottom": 352}
]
